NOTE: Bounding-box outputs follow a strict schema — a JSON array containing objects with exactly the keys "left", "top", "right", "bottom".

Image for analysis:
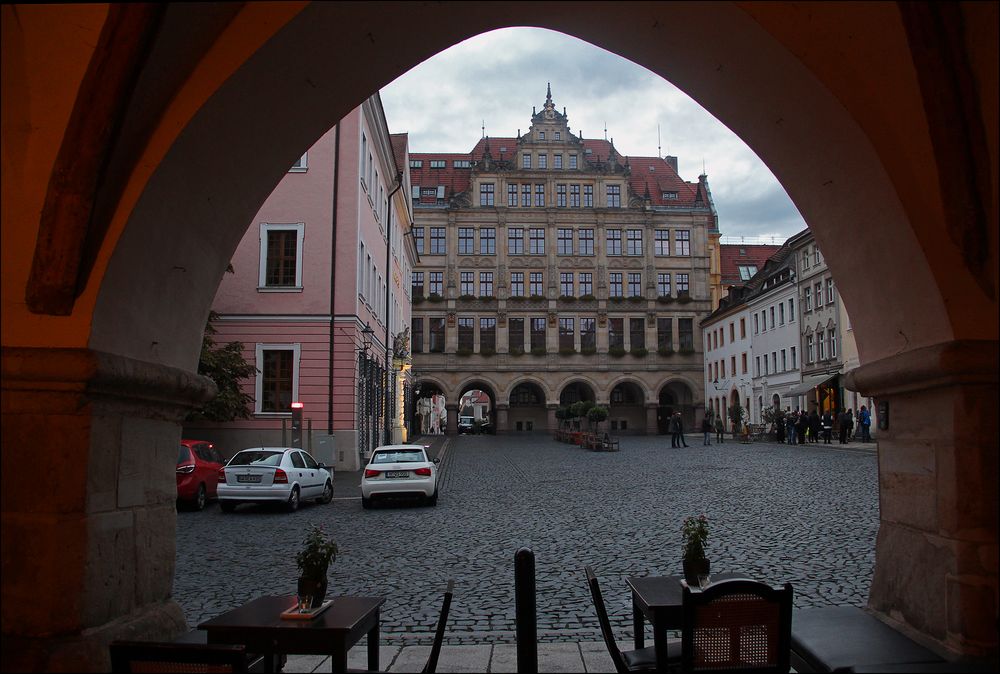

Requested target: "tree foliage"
[{"left": 186, "top": 311, "right": 257, "bottom": 422}]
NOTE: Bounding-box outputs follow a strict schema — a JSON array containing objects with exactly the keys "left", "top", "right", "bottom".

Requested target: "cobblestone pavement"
[{"left": 174, "top": 434, "right": 878, "bottom": 645}]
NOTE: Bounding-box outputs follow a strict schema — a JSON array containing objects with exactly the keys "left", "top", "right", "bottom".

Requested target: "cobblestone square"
[{"left": 174, "top": 435, "right": 878, "bottom": 644}]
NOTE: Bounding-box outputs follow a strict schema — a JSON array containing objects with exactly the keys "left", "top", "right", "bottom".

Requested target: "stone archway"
[
  {"left": 2, "top": 3, "right": 995, "bottom": 669},
  {"left": 609, "top": 380, "right": 646, "bottom": 435},
  {"left": 507, "top": 381, "right": 547, "bottom": 433},
  {"left": 457, "top": 380, "right": 497, "bottom": 436}
]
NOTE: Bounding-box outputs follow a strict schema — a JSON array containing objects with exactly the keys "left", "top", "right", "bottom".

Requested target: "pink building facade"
[{"left": 184, "top": 95, "right": 416, "bottom": 470}]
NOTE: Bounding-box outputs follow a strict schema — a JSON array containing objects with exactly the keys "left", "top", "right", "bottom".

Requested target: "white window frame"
[
  {"left": 289, "top": 152, "right": 308, "bottom": 172},
  {"left": 254, "top": 343, "right": 301, "bottom": 416},
  {"left": 258, "top": 222, "right": 305, "bottom": 291}
]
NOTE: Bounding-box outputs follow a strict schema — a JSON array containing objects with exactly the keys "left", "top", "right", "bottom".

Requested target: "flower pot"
[
  {"left": 297, "top": 575, "right": 328, "bottom": 608},
  {"left": 682, "top": 557, "right": 710, "bottom": 586}
]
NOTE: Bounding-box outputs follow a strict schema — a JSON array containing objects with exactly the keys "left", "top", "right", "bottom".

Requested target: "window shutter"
[{"left": 411, "top": 186, "right": 420, "bottom": 199}]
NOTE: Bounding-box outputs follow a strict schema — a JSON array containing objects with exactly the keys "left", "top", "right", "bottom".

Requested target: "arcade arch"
[{"left": 2, "top": 3, "right": 995, "bottom": 669}]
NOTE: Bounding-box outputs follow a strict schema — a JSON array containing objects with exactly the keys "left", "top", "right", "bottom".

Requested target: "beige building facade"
[{"left": 408, "top": 87, "right": 716, "bottom": 434}]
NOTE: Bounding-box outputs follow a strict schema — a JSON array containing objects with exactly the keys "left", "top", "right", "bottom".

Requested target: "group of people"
[{"left": 780, "top": 405, "right": 872, "bottom": 444}]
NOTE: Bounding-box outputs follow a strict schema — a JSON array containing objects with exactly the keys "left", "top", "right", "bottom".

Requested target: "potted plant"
[
  {"left": 681, "top": 515, "right": 710, "bottom": 585},
  {"left": 296, "top": 525, "right": 338, "bottom": 608}
]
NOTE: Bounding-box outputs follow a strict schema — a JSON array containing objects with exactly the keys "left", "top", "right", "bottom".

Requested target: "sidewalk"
[{"left": 283, "top": 640, "right": 619, "bottom": 673}]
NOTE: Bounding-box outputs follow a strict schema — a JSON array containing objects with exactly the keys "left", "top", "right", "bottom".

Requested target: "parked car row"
[
  {"left": 177, "top": 441, "right": 333, "bottom": 513},
  {"left": 177, "top": 441, "right": 441, "bottom": 512}
]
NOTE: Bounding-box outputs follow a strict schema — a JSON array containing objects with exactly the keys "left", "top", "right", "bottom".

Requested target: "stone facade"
[{"left": 408, "top": 87, "right": 716, "bottom": 434}]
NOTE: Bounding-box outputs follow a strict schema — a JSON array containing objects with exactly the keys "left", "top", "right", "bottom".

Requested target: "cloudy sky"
[{"left": 381, "top": 27, "right": 806, "bottom": 243}]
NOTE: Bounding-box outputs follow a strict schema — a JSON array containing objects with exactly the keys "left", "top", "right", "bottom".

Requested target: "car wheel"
[
  {"left": 318, "top": 480, "right": 333, "bottom": 504},
  {"left": 361, "top": 496, "right": 372, "bottom": 510},
  {"left": 427, "top": 490, "right": 438, "bottom": 506},
  {"left": 194, "top": 484, "right": 207, "bottom": 511},
  {"left": 285, "top": 487, "right": 300, "bottom": 512},
  {"left": 220, "top": 501, "right": 236, "bottom": 513}
]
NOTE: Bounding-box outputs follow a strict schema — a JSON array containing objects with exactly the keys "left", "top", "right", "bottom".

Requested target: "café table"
[
  {"left": 625, "top": 571, "right": 748, "bottom": 672},
  {"left": 198, "top": 595, "right": 385, "bottom": 673}
]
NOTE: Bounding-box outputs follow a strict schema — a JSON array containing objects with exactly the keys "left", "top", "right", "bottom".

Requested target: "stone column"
[
  {"left": 445, "top": 403, "right": 459, "bottom": 435},
  {"left": 495, "top": 404, "right": 509, "bottom": 435},
  {"left": 546, "top": 404, "right": 558, "bottom": 433},
  {"left": 645, "top": 403, "right": 659, "bottom": 435},
  {"left": 844, "top": 340, "right": 998, "bottom": 658},
  {"left": 1, "top": 347, "right": 216, "bottom": 672}
]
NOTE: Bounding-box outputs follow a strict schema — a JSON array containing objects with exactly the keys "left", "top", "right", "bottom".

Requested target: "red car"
[{"left": 176, "top": 440, "right": 225, "bottom": 510}]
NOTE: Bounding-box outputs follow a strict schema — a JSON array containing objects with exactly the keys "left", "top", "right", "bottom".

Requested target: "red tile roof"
[
  {"left": 389, "top": 133, "right": 408, "bottom": 175},
  {"left": 720, "top": 244, "right": 782, "bottom": 288},
  {"left": 409, "top": 136, "right": 707, "bottom": 208}
]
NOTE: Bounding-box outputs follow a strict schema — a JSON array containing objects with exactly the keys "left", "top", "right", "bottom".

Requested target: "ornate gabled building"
[{"left": 407, "top": 86, "right": 718, "bottom": 434}]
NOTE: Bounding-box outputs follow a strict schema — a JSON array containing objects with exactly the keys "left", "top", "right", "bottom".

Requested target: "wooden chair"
[
  {"left": 421, "top": 579, "right": 454, "bottom": 674},
  {"left": 681, "top": 578, "right": 793, "bottom": 673},
  {"left": 110, "top": 640, "right": 253, "bottom": 673},
  {"left": 585, "top": 566, "right": 661, "bottom": 672}
]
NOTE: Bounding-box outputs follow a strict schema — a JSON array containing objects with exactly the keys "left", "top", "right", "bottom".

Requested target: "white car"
[
  {"left": 218, "top": 447, "right": 333, "bottom": 512},
  {"left": 361, "top": 444, "right": 439, "bottom": 508}
]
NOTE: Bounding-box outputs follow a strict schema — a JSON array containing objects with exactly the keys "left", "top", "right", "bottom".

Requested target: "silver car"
[
  {"left": 218, "top": 447, "right": 333, "bottom": 512},
  {"left": 361, "top": 444, "right": 439, "bottom": 508}
]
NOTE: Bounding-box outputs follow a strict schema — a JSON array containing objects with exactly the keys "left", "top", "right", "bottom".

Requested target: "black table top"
[
  {"left": 198, "top": 595, "right": 385, "bottom": 633},
  {"left": 626, "top": 572, "right": 750, "bottom": 609}
]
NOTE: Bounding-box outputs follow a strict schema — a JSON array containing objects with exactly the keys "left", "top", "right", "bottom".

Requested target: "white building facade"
[
  {"left": 747, "top": 249, "right": 801, "bottom": 421},
  {"left": 702, "top": 289, "right": 753, "bottom": 431}
]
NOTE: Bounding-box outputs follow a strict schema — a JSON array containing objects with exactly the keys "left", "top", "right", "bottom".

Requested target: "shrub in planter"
[
  {"left": 609, "top": 346, "right": 626, "bottom": 358},
  {"left": 679, "top": 346, "right": 695, "bottom": 354},
  {"left": 530, "top": 346, "right": 547, "bottom": 356},
  {"left": 677, "top": 292, "right": 692, "bottom": 303},
  {"left": 478, "top": 295, "right": 496, "bottom": 301},
  {"left": 456, "top": 348, "right": 473, "bottom": 357},
  {"left": 559, "top": 346, "right": 576, "bottom": 356},
  {"left": 579, "top": 293, "right": 596, "bottom": 302},
  {"left": 630, "top": 347, "right": 648, "bottom": 357},
  {"left": 580, "top": 346, "right": 597, "bottom": 355},
  {"left": 559, "top": 295, "right": 576, "bottom": 302},
  {"left": 427, "top": 293, "right": 443, "bottom": 303},
  {"left": 656, "top": 295, "right": 673, "bottom": 304},
  {"left": 658, "top": 345, "right": 675, "bottom": 356},
  {"left": 529, "top": 294, "right": 546, "bottom": 300},
  {"left": 587, "top": 405, "right": 609, "bottom": 430},
  {"left": 412, "top": 295, "right": 425, "bottom": 304},
  {"left": 509, "top": 295, "right": 526, "bottom": 302},
  {"left": 609, "top": 296, "right": 626, "bottom": 303},
  {"left": 458, "top": 294, "right": 476, "bottom": 301},
  {"left": 628, "top": 295, "right": 645, "bottom": 303}
]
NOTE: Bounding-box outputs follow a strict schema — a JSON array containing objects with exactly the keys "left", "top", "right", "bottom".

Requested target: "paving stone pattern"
[{"left": 174, "top": 435, "right": 877, "bottom": 645}]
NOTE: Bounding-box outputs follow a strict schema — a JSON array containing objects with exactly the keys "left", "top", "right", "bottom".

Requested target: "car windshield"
[
  {"left": 177, "top": 445, "right": 191, "bottom": 463},
  {"left": 227, "top": 450, "right": 283, "bottom": 467},
  {"left": 371, "top": 450, "right": 424, "bottom": 464}
]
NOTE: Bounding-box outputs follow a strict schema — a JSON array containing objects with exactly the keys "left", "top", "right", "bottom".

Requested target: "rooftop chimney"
[{"left": 665, "top": 155, "right": 678, "bottom": 172}]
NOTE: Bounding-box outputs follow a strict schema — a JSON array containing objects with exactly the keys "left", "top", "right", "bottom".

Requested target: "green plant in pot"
[
  {"left": 296, "top": 525, "right": 338, "bottom": 608},
  {"left": 681, "top": 514, "right": 710, "bottom": 585}
]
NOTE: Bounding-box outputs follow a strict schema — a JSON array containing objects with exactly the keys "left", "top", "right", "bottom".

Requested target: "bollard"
[{"left": 514, "top": 547, "right": 538, "bottom": 673}]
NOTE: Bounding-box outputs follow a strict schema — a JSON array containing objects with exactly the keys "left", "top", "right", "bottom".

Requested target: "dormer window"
[
  {"left": 499, "top": 147, "right": 507, "bottom": 153},
  {"left": 662, "top": 191, "right": 678, "bottom": 199},
  {"left": 539, "top": 131, "right": 546, "bottom": 140},
  {"left": 584, "top": 148, "right": 593, "bottom": 155},
  {"left": 737, "top": 265, "right": 758, "bottom": 281},
  {"left": 453, "top": 160, "right": 471, "bottom": 168},
  {"left": 429, "top": 160, "right": 445, "bottom": 169}
]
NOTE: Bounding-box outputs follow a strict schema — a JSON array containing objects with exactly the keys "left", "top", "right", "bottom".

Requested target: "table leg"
[
  {"left": 330, "top": 649, "right": 348, "bottom": 674},
  {"left": 632, "top": 593, "right": 644, "bottom": 649},
  {"left": 652, "top": 611, "right": 669, "bottom": 672},
  {"left": 368, "top": 608, "right": 381, "bottom": 672}
]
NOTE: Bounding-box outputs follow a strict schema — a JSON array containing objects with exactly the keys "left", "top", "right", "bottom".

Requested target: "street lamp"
[{"left": 360, "top": 322, "right": 374, "bottom": 354}]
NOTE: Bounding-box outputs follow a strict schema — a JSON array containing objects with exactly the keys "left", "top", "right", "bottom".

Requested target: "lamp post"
[{"left": 357, "top": 322, "right": 376, "bottom": 465}]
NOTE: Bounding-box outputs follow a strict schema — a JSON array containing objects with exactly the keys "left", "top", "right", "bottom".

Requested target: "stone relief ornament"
[{"left": 393, "top": 328, "right": 410, "bottom": 359}]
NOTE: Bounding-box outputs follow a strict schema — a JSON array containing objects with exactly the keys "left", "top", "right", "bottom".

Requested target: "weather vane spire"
[
  {"left": 482, "top": 120, "right": 485, "bottom": 139},
  {"left": 546, "top": 82, "right": 552, "bottom": 103}
]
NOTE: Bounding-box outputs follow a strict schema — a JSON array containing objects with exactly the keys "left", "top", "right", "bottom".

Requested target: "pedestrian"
[
  {"left": 859, "top": 405, "right": 872, "bottom": 442},
  {"left": 669, "top": 412, "right": 680, "bottom": 448},
  {"left": 786, "top": 411, "right": 797, "bottom": 445},
  {"left": 796, "top": 412, "right": 808, "bottom": 445},
  {"left": 822, "top": 410, "right": 833, "bottom": 444},
  {"left": 846, "top": 408, "right": 855, "bottom": 443},
  {"left": 701, "top": 416, "right": 712, "bottom": 446},
  {"left": 676, "top": 412, "right": 689, "bottom": 447},
  {"left": 809, "top": 409, "right": 821, "bottom": 443},
  {"left": 775, "top": 413, "right": 785, "bottom": 443},
  {"left": 838, "top": 409, "right": 850, "bottom": 444},
  {"left": 714, "top": 416, "right": 725, "bottom": 443}
]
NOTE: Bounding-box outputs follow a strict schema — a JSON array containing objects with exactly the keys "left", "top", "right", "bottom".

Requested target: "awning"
[{"left": 782, "top": 373, "right": 839, "bottom": 398}]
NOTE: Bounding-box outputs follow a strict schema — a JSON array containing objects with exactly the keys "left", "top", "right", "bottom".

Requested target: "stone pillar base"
[{"left": 1, "top": 601, "right": 187, "bottom": 673}]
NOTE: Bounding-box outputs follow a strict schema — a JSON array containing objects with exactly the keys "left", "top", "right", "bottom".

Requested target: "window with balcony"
[
  {"left": 530, "top": 317, "right": 546, "bottom": 350},
  {"left": 411, "top": 317, "right": 423, "bottom": 353},
  {"left": 657, "top": 318, "right": 672, "bottom": 350},
  {"left": 609, "top": 272, "right": 623, "bottom": 298},
  {"left": 679, "top": 319, "right": 694, "bottom": 350},
  {"left": 480, "top": 318, "right": 496, "bottom": 352},
  {"left": 580, "top": 317, "right": 596, "bottom": 350},
  {"left": 630, "top": 318, "right": 645, "bottom": 350},
  {"left": 458, "top": 318, "right": 474, "bottom": 351},
  {"left": 609, "top": 318, "right": 624, "bottom": 349}
]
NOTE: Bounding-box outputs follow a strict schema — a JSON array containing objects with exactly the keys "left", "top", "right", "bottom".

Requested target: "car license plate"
[
  {"left": 385, "top": 471, "right": 408, "bottom": 479},
  {"left": 237, "top": 475, "right": 261, "bottom": 483}
]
